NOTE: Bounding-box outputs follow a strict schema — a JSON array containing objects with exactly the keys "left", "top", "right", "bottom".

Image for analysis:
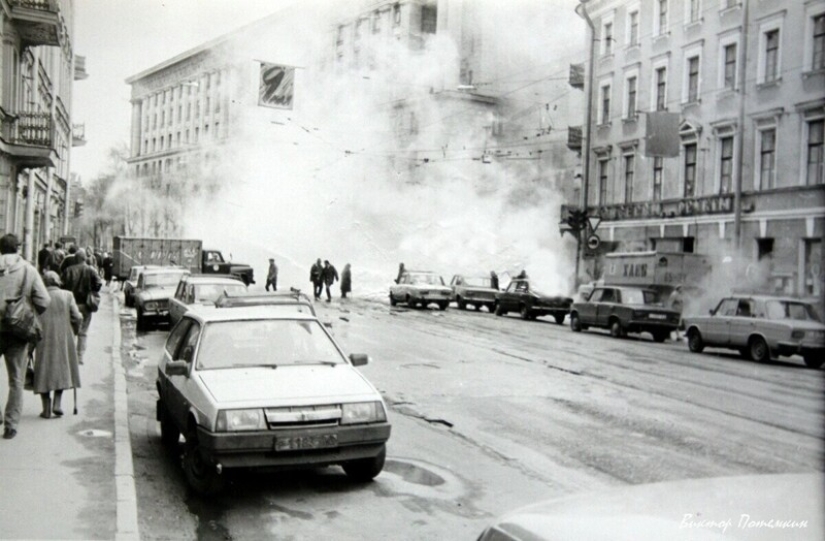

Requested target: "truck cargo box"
[
  {"left": 113, "top": 237, "right": 202, "bottom": 279},
  {"left": 603, "top": 251, "right": 711, "bottom": 292}
]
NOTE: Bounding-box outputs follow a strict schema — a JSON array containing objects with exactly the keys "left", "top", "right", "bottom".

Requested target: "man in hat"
[{"left": 265, "top": 258, "right": 278, "bottom": 291}]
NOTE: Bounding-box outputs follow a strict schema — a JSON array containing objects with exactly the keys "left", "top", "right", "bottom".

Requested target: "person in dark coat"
[
  {"left": 490, "top": 270, "right": 499, "bottom": 290},
  {"left": 37, "top": 242, "right": 52, "bottom": 274},
  {"left": 395, "top": 263, "right": 405, "bottom": 284},
  {"left": 310, "top": 258, "right": 323, "bottom": 300},
  {"left": 322, "top": 260, "right": 338, "bottom": 302},
  {"left": 59, "top": 245, "right": 79, "bottom": 273},
  {"left": 61, "top": 250, "right": 103, "bottom": 365},
  {"left": 340, "top": 263, "right": 352, "bottom": 299},
  {"left": 266, "top": 258, "right": 278, "bottom": 291},
  {"left": 50, "top": 242, "right": 65, "bottom": 273},
  {"left": 101, "top": 252, "right": 114, "bottom": 286},
  {"left": 33, "top": 271, "right": 82, "bottom": 418},
  {"left": 0, "top": 233, "right": 51, "bottom": 439}
]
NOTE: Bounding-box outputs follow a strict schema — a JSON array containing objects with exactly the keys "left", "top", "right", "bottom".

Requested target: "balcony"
[
  {"left": 9, "top": 0, "right": 65, "bottom": 48},
  {"left": 0, "top": 110, "right": 58, "bottom": 168},
  {"left": 567, "top": 126, "right": 582, "bottom": 152},
  {"left": 72, "top": 123, "right": 86, "bottom": 147},
  {"left": 74, "top": 55, "right": 88, "bottom": 80}
]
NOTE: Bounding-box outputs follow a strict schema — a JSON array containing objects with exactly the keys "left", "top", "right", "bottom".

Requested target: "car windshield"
[
  {"left": 195, "top": 319, "right": 344, "bottom": 370},
  {"left": 765, "top": 300, "right": 821, "bottom": 322},
  {"left": 144, "top": 272, "right": 187, "bottom": 288},
  {"left": 622, "top": 289, "right": 660, "bottom": 305},
  {"left": 195, "top": 283, "right": 246, "bottom": 303},
  {"left": 463, "top": 277, "right": 492, "bottom": 287},
  {"left": 409, "top": 274, "right": 444, "bottom": 286}
]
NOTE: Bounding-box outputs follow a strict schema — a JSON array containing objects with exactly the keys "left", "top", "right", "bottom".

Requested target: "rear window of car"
[
  {"left": 621, "top": 289, "right": 660, "bottom": 305},
  {"left": 765, "top": 301, "right": 821, "bottom": 322},
  {"left": 195, "top": 319, "right": 344, "bottom": 370},
  {"left": 463, "top": 277, "right": 492, "bottom": 287},
  {"left": 194, "top": 283, "right": 247, "bottom": 303},
  {"left": 408, "top": 273, "right": 444, "bottom": 286},
  {"left": 144, "top": 272, "right": 188, "bottom": 287}
]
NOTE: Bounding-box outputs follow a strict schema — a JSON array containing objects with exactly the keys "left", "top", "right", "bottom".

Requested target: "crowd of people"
[
  {"left": 309, "top": 259, "right": 351, "bottom": 301},
  {"left": 1, "top": 234, "right": 104, "bottom": 440}
]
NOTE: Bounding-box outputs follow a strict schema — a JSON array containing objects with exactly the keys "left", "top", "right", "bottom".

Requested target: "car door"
[
  {"left": 728, "top": 299, "right": 757, "bottom": 348},
  {"left": 595, "top": 288, "right": 618, "bottom": 327},
  {"left": 704, "top": 298, "right": 738, "bottom": 346},
  {"left": 577, "top": 288, "right": 602, "bottom": 325},
  {"left": 501, "top": 281, "right": 521, "bottom": 311},
  {"left": 169, "top": 280, "right": 187, "bottom": 324},
  {"left": 166, "top": 320, "right": 202, "bottom": 426},
  {"left": 161, "top": 319, "right": 192, "bottom": 421}
]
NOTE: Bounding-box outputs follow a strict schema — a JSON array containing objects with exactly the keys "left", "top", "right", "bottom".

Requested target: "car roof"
[
  {"left": 142, "top": 267, "right": 189, "bottom": 275},
  {"left": 725, "top": 294, "right": 814, "bottom": 303},
  {"left": 183, "top": 305, "right": 319, "bottom": 324},
  {"left": 180, "top": 275, "right": 244, "bottom": 285}
]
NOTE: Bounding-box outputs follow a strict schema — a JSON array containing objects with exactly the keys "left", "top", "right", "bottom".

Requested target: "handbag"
[
  {"left": 87, "top": 290, "right": 101, "bottom": 312},
  {"left": 3, "top": 268, "right": 42, "bottom": 343},
  {"left": 24, "top": 354, "right": 35, "bottom": 391}
]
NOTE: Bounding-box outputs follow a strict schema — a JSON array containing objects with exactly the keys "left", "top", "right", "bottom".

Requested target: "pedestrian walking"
[
  {"left": 322, "top": 260, "right": 338, "bottom": 302},
  {"left": 50, "top": 242, "right": 65, "bottom": 273},
  {"left": 266, "top": 258, "right": 279, "bottom": 291},
  {"left": 61, "top": 250, "right": 103, "bottom": 365},
  {"left": 101, "top": 252, "right": 114, "bottom": 287},
  {"left": 668, "top": 284, "right": 685, "bottom": 340},
  {"left": 490, "top": 270, "right": 499, "bottom": 290},
  {"left": 37, "top": 242, "right": 52, "bottom": 274},
  {"left": 0, "top": 233, "right": 51, "bottom": 439},
  {"left": 59, "top": 245, "right": 79, "bottom": 274},
  {"left": 395, "top": 262, "right": 405, "bottom": 284},
  {"left": 340, "top": 263, "right": 352, "bottom": 299},
  {"left": 310, "top": 258, "right": 323, "bottom": 300},
  {"left": 32, "top": 271, "right": 82, "bottom": 419}
]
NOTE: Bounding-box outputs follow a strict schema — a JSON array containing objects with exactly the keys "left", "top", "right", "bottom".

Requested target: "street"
[{"left": 119, "top": 294, "right": 825, "bottom": 541}]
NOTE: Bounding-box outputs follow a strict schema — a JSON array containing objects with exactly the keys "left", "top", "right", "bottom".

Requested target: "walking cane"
[{"left": 73, "top": 387, "right": 78, "bottom": 415}]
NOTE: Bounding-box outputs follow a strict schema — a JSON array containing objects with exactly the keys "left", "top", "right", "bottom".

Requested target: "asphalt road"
[{"left": 120, "top": 297, "right": 825, "bottom": 541}]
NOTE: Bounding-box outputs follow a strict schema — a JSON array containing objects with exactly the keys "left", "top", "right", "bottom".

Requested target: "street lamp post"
[{"left": 575, "top": 0, "right": 596, "bottom": 285}]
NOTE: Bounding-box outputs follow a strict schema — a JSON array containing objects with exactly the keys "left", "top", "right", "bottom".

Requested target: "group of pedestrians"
[
  {"left": 1, "top": 234, "right": 103, "bottom": 440},
  {"left": 309, "top": 258, "right": 351, "bottom": 301}
]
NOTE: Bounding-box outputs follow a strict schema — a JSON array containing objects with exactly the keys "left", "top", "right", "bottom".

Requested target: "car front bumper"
[
  {"left": 195, "top": 423, "right": 392, "bottom": 469},
  {"left": 775, "top": 342, "right": 825, "bottom": 358}
]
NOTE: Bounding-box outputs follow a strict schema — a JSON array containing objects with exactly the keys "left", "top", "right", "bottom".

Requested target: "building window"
[
  {"left": 719, "top": 136, "right": 734, "bottom": 194},
  {"left": 598, "top": 159, "right": 609, "bottom": 205},
  {"left": 723, "top": 43, "right": 737, "bottom": 90},
  {"left": 656, "top": 0, "right": 668, "bottom": 36},
  {"left": 373, "top": 11, "right": 381, "bottom": 33},
  {"left": 814, "top": 14, "right": 825, "bottom": 70},
  {"left": 629, "top": 10, "right": 639, "bottom": 46},
  {"left": 684, "top": 143, "right": 697, "bottom": 197},
  {"left": 196, "top": 100, "right": 201, "bottom": 118},
  {"left": 687, "top": 56, "right": 700, "bottom": 102},
  {"left": 603, "top": 21, "right": 613, "bottom": 56},
  {"left": 626, "top": 76, "right": 637, "bottom": 119},
  {"left": 764, "top": 30, "right": 780, "bottom": 82},
  {"left": 186, "top": 104, "right": 191, "bottom": 120},
  {"left": 421, "top": 5, "right": 437, "bottom": 34},
  {"left": 655, "top": 67, "right": 667, "bottom": 111},
  {"left": 688, "top": 0, "right": 700, "bottom": 24},
  {"left": 393, "top": 3, "right": 401, "bottom": 26},
  {"left": 804, "top": 239, "right": 822, "bottom": 296},
  {"left": 807, "top": 119, "right": 824, "bottom": 185},
  {"left": 759, "top": 128, "right": 776, "bottom": 190},
  {"left": 652, "top": 157, "right": 663, "bottom": 201},
  {"left": 600, "top": 84, "right": 611, "bottom": 124},
  {"left": 624, "top": 154, "right": 634, "bottom": 203}
]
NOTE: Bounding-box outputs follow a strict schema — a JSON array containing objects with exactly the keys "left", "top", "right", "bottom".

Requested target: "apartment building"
[
  {"left": 0, "top": 0, "right": 83, "bottom": 259},
  {"left": 571, "top": 0, "right": 824, "bottom": 301}
]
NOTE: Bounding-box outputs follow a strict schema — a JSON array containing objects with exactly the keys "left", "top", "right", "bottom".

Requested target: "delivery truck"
[
  {"left": 112, "top": 236, "right": 255, "bottom": 285},
  {"left": 603, "top": 251, "right": 711, "bottom": 295}
]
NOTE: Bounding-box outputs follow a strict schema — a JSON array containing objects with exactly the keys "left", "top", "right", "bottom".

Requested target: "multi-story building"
[
  {"left": 0, "top": 0, "right": 83, "bottom": 259},
  {"left": 570, "top": 0, "right": 824, "bottom": 304}
]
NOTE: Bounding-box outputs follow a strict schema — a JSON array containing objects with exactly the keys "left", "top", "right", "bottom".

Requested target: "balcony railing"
[
  {"left": 72, "top": 123, "right": 86, "bottom": 147},
  {"left": 9, "top": 0, "right": 64, "bottom": 48},
  {"left": 562, "top": 193, "right": 736, "bottom": 223},
  {"left": 567, "top": 126, "right": 582, "bottom": 151},
  {"left": 1, "top": 112, "right": 54, "bottom": 148},
  {"left": 74, "top": 55, "right": 88, "bottom": 80}
]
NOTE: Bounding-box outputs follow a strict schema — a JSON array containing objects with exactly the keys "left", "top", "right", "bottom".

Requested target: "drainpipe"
[
  {"left": 576, "top": 0, "right": 596, "bottom": 285},
  {"left": 733, "top": 0, "right": 750, "bottom": 249}
]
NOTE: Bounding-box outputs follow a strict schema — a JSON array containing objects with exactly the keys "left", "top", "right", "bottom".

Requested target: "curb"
[{"left": 112, "top": 294, "right": 140, "bottom": 541}]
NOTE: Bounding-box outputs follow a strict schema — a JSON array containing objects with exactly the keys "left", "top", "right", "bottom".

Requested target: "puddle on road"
[
  {"left": 375, "top": 459, "right": 466, "bottom": 502},
  {"left": 78, "top": 429, "right": 112, "bottom": 438},
  {"left": 187, "top": 496, "right": 233, "bottom": 541},
  {"left": 383, "top": 459, "right": 445, "bottom": 487}
]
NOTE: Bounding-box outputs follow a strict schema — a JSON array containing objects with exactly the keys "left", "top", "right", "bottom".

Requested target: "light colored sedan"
[
  {"left": 168, "top": 274, "right": 247, "bottom": 325},
  {"left": 389, "top": 270, "right": 451, "bottom": 310},
  {"left": 684, "top": 295, "right": 825, "bottom": 368},
  {"left": 156, "top": 306, "right": 391, "bottom": 495},
  {"left": 450, "top": 274, "right": 498, "bottom": 311}
]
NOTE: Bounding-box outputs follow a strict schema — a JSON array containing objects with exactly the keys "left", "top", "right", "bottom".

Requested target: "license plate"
[
  {"left": 649, "top": 314, "right": 667, "bottom": 320},
  {"left": 275, "top": 434, "right": 338, "bottom": 451}
]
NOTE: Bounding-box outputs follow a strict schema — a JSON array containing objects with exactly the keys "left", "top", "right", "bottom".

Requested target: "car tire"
[
  {"left": 749, "top": 336, "right": 771, "bottom": 363},
  {"left": 182, "top": 427, "right": 225, "bottom": 496},
  {"left": 494, "top": 303, "right": 504, "bottom": 316},
  {"left": 520, "top": 305, "right": 531, "bottom": 320},
  {"left": 803, "top": 353, "right": 823, "bottom": 369},
  {"left": 406, "top": 295, "right": 416, "bottom": 308},
  {"left": 159, "top": 401, "right": 180, "bottom": 448},
  {"left": 738, "top": 347, "right": 752, "bottom": 360},
  {"left": 609, "top": 319, "right": 624, "bottom": 339},
  {"left": 389, "top": 294, "right": 397, "bottom": 307},
  {"left": 343, "top": 445, "right": 386, "bottom": 482},
  {"left": 554, "top": 314, "right": 565, "bottom": 325},
  {"left": 438, "top": 301, "right": 448, "bottom": 311},
  {"left": 687, "top": 330, "right": 704, "bottom": 353},
  {"left": 487, "top": 303, "right": 496, "bottom": 312},
  {"left": 570, "top": 313, "right": 582, "bottom": 332},
  {"left": 456, "top": 297, "right": 466, "bottom": 310},
  {"left": 651, "top": 331, "right": 668, "bottom": 343}
]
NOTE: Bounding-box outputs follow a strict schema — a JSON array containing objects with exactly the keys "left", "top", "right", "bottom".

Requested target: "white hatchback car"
[{"left": 156, "top": 306, "right": 391, "bottom": 494}]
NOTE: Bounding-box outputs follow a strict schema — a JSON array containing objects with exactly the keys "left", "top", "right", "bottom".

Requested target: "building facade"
[
  {"left": 570, "top": 0, "right": 824, "bottom": 304},
  {"left": 0, "top": 0, "right": 83, "bottom": 259}
]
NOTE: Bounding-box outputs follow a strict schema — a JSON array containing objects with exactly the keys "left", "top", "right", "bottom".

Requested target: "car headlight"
[
  {"left": 216, "top": 409, "right": 266, "bottom": 431},
  {"left": 791, "top": 330, "right": 805, "bottom": 339},
  {"left": 341, "top": 402, "right": 387, "bottom": 425},
  {"left": 144, "top": 302, "right": 157, "bottom": 311}
]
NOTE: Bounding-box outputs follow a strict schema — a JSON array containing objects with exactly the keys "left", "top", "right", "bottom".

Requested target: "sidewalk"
[{"left": 0, "top": 288, "right": 139, "bottom": 541}]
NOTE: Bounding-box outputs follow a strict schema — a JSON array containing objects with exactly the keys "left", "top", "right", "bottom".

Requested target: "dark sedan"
[
  {"left": 494, "top": 278, "right": 572, "bottom": 324},
  {"left": 570, "top": 285, "right": 680, "bottom": 342}
]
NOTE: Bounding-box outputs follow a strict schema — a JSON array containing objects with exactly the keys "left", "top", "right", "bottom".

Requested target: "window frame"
[
  {"left": 803, "top": 4, "right": 825, "bottom": 73},
  {"left": 626, "top": 4, "right": 640, "bottom": 48},
  {"left": 623, "top": 68, "right": 640, "bottom": 120},
  {"left": 654, "top": 0, "right": 669, "bottom": 37},
  {"left": 757, "top": 13, "right": 784, "bottom": 85},
  {"left": 598, "top": 157, "right": 610, "bottom": 205},
  {"left": 623, "top": 152, "right": 635, "bottom": 203},
  {"left": 718, "top": 31, "right": 740, "bottom": 91},
  {"left": 756, "top": 126, "right": 777, "bottom": 191},
  {"left": 805, "top": 118, "right": 825, "bottom": 186},
  {"left": 718, "top": 134, "right": 735, "bottom": 194},
  {"left": 652, "top": 157, "right": 664, "bottom": 201},
  {"left": 683, "top": 142, "right": 698, "bottom": 197},
  {"left": 598, "top": 79, "right": 612, "bottom": 125}
]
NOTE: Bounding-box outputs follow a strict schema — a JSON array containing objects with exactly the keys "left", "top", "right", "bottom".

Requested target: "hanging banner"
[
  {"left": 258, "top": 63, "right": 295, "bottom": 110},
  {"left": 644, "top": 111, "right": 680, "bottom": 157}
]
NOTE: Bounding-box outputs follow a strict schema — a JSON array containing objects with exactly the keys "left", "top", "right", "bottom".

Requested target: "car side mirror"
[
  {"left": 165, "top": 360, "right": 189, "bottom": 377},
  {"left": 349, "top": 353, "right": 370, "bottom": 367}
]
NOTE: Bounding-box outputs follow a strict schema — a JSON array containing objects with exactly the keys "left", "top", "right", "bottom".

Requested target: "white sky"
[{"left": 72, "top": 0, "right": 297, "bottom": 181}]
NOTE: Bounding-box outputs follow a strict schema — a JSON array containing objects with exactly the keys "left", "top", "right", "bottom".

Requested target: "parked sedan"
[
  {"left": 123, "top": 265, "right": 160, "bottom": 308},
  {"left": 569, "top": 286, "right": 680, "bottom": 341},
  {"left": 494, "top": 278, "right": 572, "bottom": 323},
  {"left": 168, "top": 274, "right": 247, "bottom": 326},
  {"left": 134, "top": 267, "right": 190, "bottom": 330},
  {"left": 450, "top": 274, "right": 498, "bottom": 311},
  {"left": 389, "top": 271, "right": 451, "bottom": 310},
  {"left": 156, "top": 307, "right": 391, "bottom": 494},
  {"left": 684, "top": 295, "right": 825, "bottom": 368}
]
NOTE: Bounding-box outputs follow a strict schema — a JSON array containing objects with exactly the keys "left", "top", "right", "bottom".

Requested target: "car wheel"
[
  {"left": 651, "top": 331, "right": 668, "bottom": 343},
  {"left": 609, "top": 319, "right": 624, "bottom": 339},
  {"left": 389, "top": 294, "right": 397, "bottom": 307},
  {"left": 738, "top": 347, "right": 752, "bottom": 360},
  {"left": 749, "top": 336, "right": 770, "bottom": 363},
  {"left": 570, "top": 313, "right": 582, "bottom": 332},
  {"left": 438, "top": 301, "right": 448, "bottom": 311},
  {"left": 158, "top": 401, "right": 180, "bottom": 448},
  {"left": 520, "top": 305, "right": 531, "bottom": 320},
  {"left": 554, "top": 314, "right": 565, "bottom": 325},
  {"left": 487, "top": 303, "right": 496, "bottom": 312},
  {"left": 803, "top": 353, "right": 824, "bottom": 369},
  {"left": 474, "top": 303, "right": 481, "bottom": 311},
  {"left": 406, "top": 295, "right": 416, "bottom": 308},
  {"left": 494, "top": 302, "right": 504, "bottom": 316},
  {"left": 182, "top": 427, "right": 225, "bottom": 496},
  {"left": 456, "top": 297, "right": 466, "bottom": 310},
  {"left": 343, "top": 445, "right": 386, "bottom": 482},
  {"left": 687, "top": 330, "right": 704, "bottom": 353}
]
